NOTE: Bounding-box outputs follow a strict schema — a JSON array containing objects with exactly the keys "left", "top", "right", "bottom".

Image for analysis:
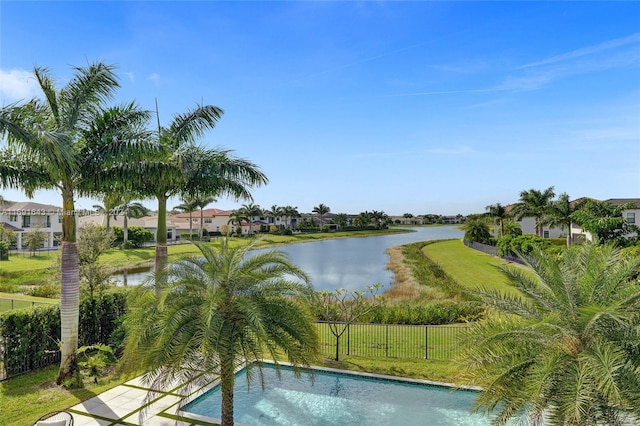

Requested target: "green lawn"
[
  {"left": 422, "top": 240, "right": 522, "bottom": 297},
  {"left": 0, "top": 292, "right": 57, "bottom": 312}
]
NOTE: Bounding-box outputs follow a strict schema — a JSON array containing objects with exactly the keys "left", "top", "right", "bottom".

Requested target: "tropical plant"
[
  {"left": 227, "top": 208, "right": 247, "bottom": 235},
  {"left": 23, "top": 226, "right": 47, "bottom": 256},
  {"left": 485, "top": 203, "right": 509, "bottom": 238},
  {"left": 281, "top": 205, "right": 300, "bottom": 229},
  {"left": 570, "top": 199, "right": 639, "bottom": 247},
  {"left": 543, "top": 193, "right": 587, "bottom": 247},
  {"left": 194, "top": 195, "right": 217, "bottom": 240},
  {"left": 0, "top": 62, "right": 150, "bottom": 383},
  {"left": 264, "top": 204, "right": 283, "bottom": 229},
  {"left": 78, "top": 224, "right": 115, "bottom": 297},
  {"left": 237, "top": 202, "right": 262, "bottom": 236},
  {"left": 92, "top": 193, "right": 121, "bottom": 233},
  {"left": 129, "top": 102, "right": 267, "bottom": 271},
  {"left": 512, "top": 186, "right": 556, "bottom": 237},
  {"left": 113, "top": 199, "right": 149, "bottom": 247},
  {"left": 174, "top": 195, "right": 199, "bottom": 238},
  {"left": 122, "top": 240, "right": 319, "bottom": 426},
  {"left": 312, "top": 203, "right": 331, "bottom": 230},
  {"left": 459, "top": 242, "right": 640, "bottom": 425},
  {"left": 460, "top": 216, "right": 492, "bottom": 243},
  {"left": 333, "top": 213, "right": 348, "bottom": 229},
  {"left": 371, "top": 210, "right": 388, "bottom": 228}
]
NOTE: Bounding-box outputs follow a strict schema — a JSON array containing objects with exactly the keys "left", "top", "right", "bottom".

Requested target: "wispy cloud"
[
  {"left": 428, "top": 146, "right": 474, "bottom": 155},
  {"left": 519, "top": 33, "right": 640, "bottom": 69},
  {"left": 148, "top": 73, "right": 161, "bottom": 85},
  {"left": 0, "top": 69, "right": 40, "bottom": 103},
  {"left": 124, "top": 72, "right": 135, "bottom": 83}
]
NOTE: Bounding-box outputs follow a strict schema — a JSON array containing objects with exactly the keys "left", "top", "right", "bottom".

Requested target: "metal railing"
[
  {"left": 315, "top": 322, "right": 469, "bottom": 360},
  {"left": 0, "top": 297, "right": 56, "bottom": 312}
]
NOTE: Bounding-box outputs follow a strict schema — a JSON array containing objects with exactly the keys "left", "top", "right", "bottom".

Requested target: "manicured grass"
[
  {"left": 0, "top": 292, "right": 57, "bottom": 312},
  {"left": 422, "top": 240, "right": 522, "bottom": 297},
  {"left": 0, "top": 365, "right": 133, "bottom": 426}
]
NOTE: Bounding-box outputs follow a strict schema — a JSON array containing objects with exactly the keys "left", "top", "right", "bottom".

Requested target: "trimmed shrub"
[{"left": 362, "top": 301, "right": 484, "bottom": 325}]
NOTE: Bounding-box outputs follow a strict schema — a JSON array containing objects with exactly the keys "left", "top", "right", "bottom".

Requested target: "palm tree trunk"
[
  {"left": 220, "top": 355, "right": 235, "bottom": 426},
  {"left": 123, "top": 215, "right": 129, "bottom": 244},
  {"left": 155, "top": 196, "right": 168, "bottom": 295},
  {"left": 56, "top": 191, "right": 80, "bottom": 384},
  {"left": 200, "top": 208, "right": 204, "bottom": 241},
  {"left": 189, "top": 211, "right": 193, "bottom": 239}
]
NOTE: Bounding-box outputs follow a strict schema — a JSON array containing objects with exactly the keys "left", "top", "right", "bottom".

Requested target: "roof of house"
[
  {"left": 0, "top": 222, "right": 23, "bottom": 231},
  {"left": 604, "top": 198, "right": 640, "bottom": 208},
  {"left": 4, "top": 201, "right": 61, "bottom": 212},
  {"left": 170, "top": 208, "right": 233, "bottom": 219}
]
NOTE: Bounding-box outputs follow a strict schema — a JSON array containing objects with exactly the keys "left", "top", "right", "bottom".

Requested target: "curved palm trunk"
[
  {"left": 56, "top": 192, "right": 80, "bottom": 384},
  {"left": 123, "top": 214, "right": 129, "bottom": 244}
]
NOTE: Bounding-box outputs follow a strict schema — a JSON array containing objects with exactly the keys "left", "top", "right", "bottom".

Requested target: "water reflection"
[{"left": 111, "top": 226, "right": 463, "bottom": 292}]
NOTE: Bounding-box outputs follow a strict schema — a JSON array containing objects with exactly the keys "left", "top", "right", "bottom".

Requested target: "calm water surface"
[{"left": 113, "top": 226, "right": 462, "bottom": 292}]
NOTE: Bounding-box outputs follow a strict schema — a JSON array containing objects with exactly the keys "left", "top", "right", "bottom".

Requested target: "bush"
[
  {"left": 362, "top": 301, "right": 484, "bottom": 325},
  {"left": 180, "top": 232, "right": 198, "bottom": 241},
  {"left": 496, "top": 234, "right": 553, "bottom": 257},
  {"left": 26, "top": 283, "right": 59, "bottom": 298},
  {"left": 0, "top": 241, "right": 9, "bottom": 260},
  {"left": 112, "top": 226, "right": 153, "bottom": 248}
]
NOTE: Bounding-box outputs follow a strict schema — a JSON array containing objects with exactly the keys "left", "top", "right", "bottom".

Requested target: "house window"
[
  {"left": 543, "top": 230, "right": 549, "bottom": 238},
  {"left": 204, "top": 218, "right": 212, "bottom": 224},
  {"left": 626, "top": 212, "right": 636, "bottom": 224},
  {"left": 22, "top": 215, "right": 31, "bottom": 228},
  {"left": 9, "top": 215, "right": 17, "bottom": 222},
  {"left": 58, "top": 214, "right": 63, "bottom": 223},
  {"left": 46, "top": 216, "right": 51, "bottom": 227}
]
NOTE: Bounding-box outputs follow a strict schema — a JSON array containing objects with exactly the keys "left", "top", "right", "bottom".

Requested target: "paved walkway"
[{"left": 66, "top": 375, "right": 208, "bottom": 426}]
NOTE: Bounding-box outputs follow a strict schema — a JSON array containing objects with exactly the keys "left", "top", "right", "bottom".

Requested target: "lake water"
[{"left": 111, "top": 226, "right": 463, "bottom": 292}]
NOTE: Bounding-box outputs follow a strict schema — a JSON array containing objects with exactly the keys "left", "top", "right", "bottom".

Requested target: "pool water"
[{"left": 182, "top": 364, "right": 492, "bottom": 425}]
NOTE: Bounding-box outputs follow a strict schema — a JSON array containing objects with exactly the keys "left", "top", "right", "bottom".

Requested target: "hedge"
[{"left": 0, "top": 289, "right": 129, "bottom": 378}]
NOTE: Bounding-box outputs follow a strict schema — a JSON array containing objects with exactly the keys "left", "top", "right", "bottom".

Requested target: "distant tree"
[
  {"left": 512, "top": 187, "right": 556, "bottom": 237},
  {"left": 78, "top": 224, "right": 115, "bottom": 297},
  {"left": 23, "top": 226, "right": 48, "bottom": 256},
  {"left": 485, "top": 203, "right": 509, "bottom": 238},
  {"left": 403, "top": 213, "right": 414, "bottom": 224},
  {"left": 371, "top": 210, "right": 388, "bottom": 228},
  {"left": 544, "top": 193, "right": 586, "bottom": 247},
  {"left": 175, "top": 195, "right": 199, "bottom": 238},
  {"left": 501, "top": 218, "right": 522, "bottom": 237},
  {"left": 194, "top": 195, "right": 217, "bottom": 240},
  {"left": 460, "top": 217, "right": 492, "bottom": 243},
  {"left": 281, "top": 205, "right": 300, "bottom": 229},
  {"left": 238, "top": 202, "right": 262, "bottom": 236},
  {"left": 0, "top": 223, "right": 17, "bottom": 245},
  {"left": 571, "top": 199, "right": 639, "bottom": 247},
  {"left": 312, "top": 203, "right": 331, "bottom": 230},
  {"left": 227, "top": 209, "right": 247, "bottom": 235},
  {"left": 311, "top": 284, "right": 383, "bottom": 361},
  {"left": 113, "top": 200, "right": 149, "bottom": 247},
  {"left": 333, "top": 213, "right": 348, "bottom": 229},
  {"left": 264, "top": 204, "right": 283, "bottom": 229},
  {"left": 92, "top": 193, "right": 121, "bottom": 234}
]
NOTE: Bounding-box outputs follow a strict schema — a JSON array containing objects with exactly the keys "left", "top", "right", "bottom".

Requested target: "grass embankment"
[{"left": 1, "top": 236, "right": 510, "bottom": 425}]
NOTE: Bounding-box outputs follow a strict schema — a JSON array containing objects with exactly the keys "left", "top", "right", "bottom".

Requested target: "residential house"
[
  {"left": 79, "top": 214, "right": 191, "bottom": 243},
  {"left": 0, "top": 201, "right": 63, "bottom": 249}
]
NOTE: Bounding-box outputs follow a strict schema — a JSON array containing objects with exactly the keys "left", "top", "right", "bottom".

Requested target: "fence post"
[
  {"left": 425, "top": 326, "right": 428, "bottom": 359},
  {"left": 347, "top": 323, "right": 350, "bottom": 356},
  {"left": 385, "top": 324, "right": 389, "bottom": 357}
]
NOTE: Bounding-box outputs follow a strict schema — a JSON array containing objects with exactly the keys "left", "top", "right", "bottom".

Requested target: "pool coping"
[{"left": 172, "top": 359, "right": 482, "bottom": 425}]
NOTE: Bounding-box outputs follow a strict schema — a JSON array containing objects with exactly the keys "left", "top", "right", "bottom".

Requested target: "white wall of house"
[
  {"left": 517, "top": 217, "right": 566, "bottom": 238},
  {"left": 0, "top": 202, "right": 63, "bottom": 249}
]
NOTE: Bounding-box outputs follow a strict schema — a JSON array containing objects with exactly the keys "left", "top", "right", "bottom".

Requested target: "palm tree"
[
  {"left": 459, "top": 243, "right": 640, "bottom": 425},
  {"left": 334, "top": 213, "right": 348, "bottom": 230},
  {"left": 93, "top": 193, "right": 121, "bottom": 234},
  {"left": 403, "top": 213, "right": 414, "bottom": 224},
  {"left": 227, "top": 208, "right": 247, "bottom": 235},
  {"left": 122, "top": 240, "right": 319, "bottom": 426},
  {"left": 131, "top": 103, "right": 268, "bottom": 270},
  {"left": 371, "top": 210, "right": 388, "bottom": 229},
  {"left": 264, "top": 204, "right": 283, "bottom": 229},
  {"left": 281, "top": 205, "right": 300, "bottom": 230},
  {"left": 460, "top": 216, "right": 491, "bottom": 243},
  {"left": 543, "top": 193, "right": 586, "bottom": 247},
  {"left": 512, "top": 186, "right": 556, "bottom": 237},
  {"left": 175, "top": 195, "right": 199, "bottom": 239},
  {"left": 0, "top": 62, "right": 150, "bottom": 383},
  {"left": 239, "top": 202, "right": 262, "bottom": 236},
  {"left": 485, "top": 203, "right": 509, "bottom": 238},
  {"left": 113, "top": 199, "right": 149, "bottom": 246},
  {"left": 193, "top": 195, "right": 217, "bottom": 240},
  {"left": 312, "top": 203, "right": 330, "bottom": 231}
]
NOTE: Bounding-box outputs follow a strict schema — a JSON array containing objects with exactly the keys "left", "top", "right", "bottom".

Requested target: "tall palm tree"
[
  {"left": 312, "top": 203, "right": 330, "bottom": 231},
  {"left": 281, "top": 205, "right": 300, "bottom": 229},
  {"left": 175, "top": 195, "right": 199, "bottom": 238},
  {"left": 543, "top": 193, "right": 586, "bottom": 247},
  {"left": 239, "top": 202, "right": 262, "bottom": 236},
  {"left": 265, "top": 204, "right": 283, "bottom": 229},
  {"left": 0, "top": 62, "right": 151, "bottom": 383},
  {"left": 130, "top": 103, "right": 267, "bottom": 271},
  {"left": 122, "top": 240, "right": 319, "bottom": 426},
  {"left": 459, "top": 243, "right": 640, "bottom": 425},
  {"left": 113, "top": 199, "right": 149, "bottom": 246},
  {"left": 92, "top": 193, "right": 121, "bottom": 233},
  {"left": 512, "top": 186, "right": 556, "bottom": 237},
  {"left": 485, "top": 203, "right": 509, "bottom": 238},
  {"left": 227, "top": 208, "right": 248, "bottom": 235},
  {"left": 194, "top": 194, "right": 217, "bottom": 240}
]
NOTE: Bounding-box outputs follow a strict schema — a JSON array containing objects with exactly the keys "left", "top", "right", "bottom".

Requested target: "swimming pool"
[{"left": 181, "top": 363, "right": 491, "bottom": 425}]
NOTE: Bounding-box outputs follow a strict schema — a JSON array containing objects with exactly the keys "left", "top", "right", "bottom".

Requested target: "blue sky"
[{"left": 1, "top": 1, "right": 639, "bottom": 216}]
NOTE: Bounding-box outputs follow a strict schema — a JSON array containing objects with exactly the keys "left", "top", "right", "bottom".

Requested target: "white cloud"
[
  {"left": 124, "top": 72, "right": 135, "bottom": 82},
  {"left": 148, "top": 73, "right": 161, "bottom": 85},
  {"left": 0, "top": 69, "right": 40, "bottom": 103},
  {"left": 428, "top": 146, "right": 474, "bottom": 155}
]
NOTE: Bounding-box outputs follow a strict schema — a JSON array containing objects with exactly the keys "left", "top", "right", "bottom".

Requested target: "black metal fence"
[
  {"left": 315, "top": 322, "right": 469, "bottom": 360},
  {"left": 463, "top": 240, "right": 524, "bottom": 264}
]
